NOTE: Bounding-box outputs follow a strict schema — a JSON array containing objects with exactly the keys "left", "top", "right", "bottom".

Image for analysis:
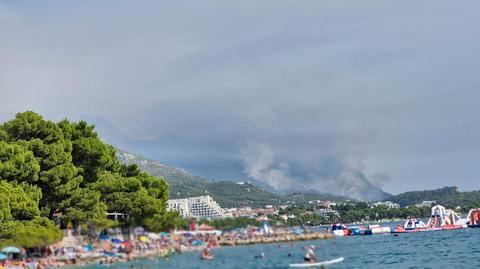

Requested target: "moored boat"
[
  {"left": 364, "top": 224, "right": 392, "bottom": 235},
  {"left": 331, "top": 224, "right": 352, "bottom": 236}
]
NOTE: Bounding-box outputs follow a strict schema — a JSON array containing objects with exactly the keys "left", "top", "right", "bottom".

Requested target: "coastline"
[
  {"left": 218, "top": 232, "right": 334, "bottom": 246},
  {"left": 34, "top": 231, "right": 334, "bottom": 268}
]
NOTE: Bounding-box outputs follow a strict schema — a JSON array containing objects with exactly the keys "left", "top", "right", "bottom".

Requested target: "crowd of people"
[
  {"left": 0, "top": 224, "right": 332, "bottom": 269},
  {"left": 0, "top": 231, "right": 220, "bottom": 269}
]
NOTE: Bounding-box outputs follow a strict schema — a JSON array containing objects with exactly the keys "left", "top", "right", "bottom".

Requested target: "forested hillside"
[
  {"left": 388, "top": 186, "right": 480, "bottom": 210},
  {"left": 118, "top": 150, "right": 345, "bottom": 207}
]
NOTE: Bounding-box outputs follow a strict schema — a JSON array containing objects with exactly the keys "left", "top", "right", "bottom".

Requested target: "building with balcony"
[{"left": 167, "top": 195, "right": 231, "bottom": 219}]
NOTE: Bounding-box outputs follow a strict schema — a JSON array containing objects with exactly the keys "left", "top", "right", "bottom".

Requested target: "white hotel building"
[{"left": 167, "top": 195, "right": 231, "bottom": 219}]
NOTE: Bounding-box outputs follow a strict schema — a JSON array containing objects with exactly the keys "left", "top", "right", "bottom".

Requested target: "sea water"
[{"left": 74, "top": 228, "right": 480, "bottom": 269}]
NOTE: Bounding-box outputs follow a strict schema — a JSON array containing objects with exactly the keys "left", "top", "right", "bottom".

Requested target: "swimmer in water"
[
  {"left": 202, "top": 248, "right": 213, "bottom": 260},
  {"left": 254, "top": 253, "right": 265, "bottom": 259}
]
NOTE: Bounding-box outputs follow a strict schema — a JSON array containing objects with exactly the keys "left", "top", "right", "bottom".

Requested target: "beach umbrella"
[
  {"left": 161, "top": 231, "right": 169, "bottom": 237},
  {"left": 139, "top": 235, "right": 149, "bottom": 242},
  {"left": 192, "top": 240, "right": 203, "bottom": 246},
  {"left": 99, "top": 234, "right": 109, "bottom": 240},
  {"left": 147, "top": 233, "right": 160, "bottom": 240},
  {"left": 134, "top": 226, "right": 145, "bottom": 235},
  {"left": 111, "top": 238, "right": 123, "bottom": 244},
  {"left": 0, "top": 253, "right": 7, "bottom": 260},
  {"left": 1, "top": 246, "right": 20, "bottom": 253},
  {"left": 183, "top": 232, "right": 193, "bottom": 237},
  {"left": 84, "top": 245, "right": 94, "bottom": 252}
]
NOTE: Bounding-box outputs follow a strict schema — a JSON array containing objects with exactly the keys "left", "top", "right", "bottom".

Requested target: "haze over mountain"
[
  {"left": 89, "top": 115, "right": 390, "bottom": 201},
  {"left": 116, "top": 149, "right": 375, "bottom": 206}
]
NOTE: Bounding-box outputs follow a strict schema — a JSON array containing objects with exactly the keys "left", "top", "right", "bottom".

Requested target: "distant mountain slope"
[
  {"left": 117, "top": 149, "right": 211, "bottom": 186},
  {"left": 86, "top": 115, "right": 390, "bottom": 201},
  {"left": 117, "top": 150, "right": 346, "bottom": 207},
  {"left": 387, "top": 186, "right": 480, "bottom": 208}
]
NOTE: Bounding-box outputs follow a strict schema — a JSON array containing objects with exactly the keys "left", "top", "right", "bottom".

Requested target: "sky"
[{"left": 1, "top": 0, "right": 480, "bottom": 196}]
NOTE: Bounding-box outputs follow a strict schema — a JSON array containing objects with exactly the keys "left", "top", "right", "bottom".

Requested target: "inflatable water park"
[
  {"left": 466, "top": 208, "right": 480, "bottom": 228},
  {"left": 331, "top": 205, "right": 480, "bottom": 237}
]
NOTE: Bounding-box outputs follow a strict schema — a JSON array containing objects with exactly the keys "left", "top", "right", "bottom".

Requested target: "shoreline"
[
  {"left": 218, "top": 232, "right": 334, "bottom": 246},
  {"left": 41, "top": 232, "right": 335, "bottom": 268}
]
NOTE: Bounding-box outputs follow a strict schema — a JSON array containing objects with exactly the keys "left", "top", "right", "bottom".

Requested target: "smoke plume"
[{"left": 238, "top": 121, "right": 389, "bottom": 200}]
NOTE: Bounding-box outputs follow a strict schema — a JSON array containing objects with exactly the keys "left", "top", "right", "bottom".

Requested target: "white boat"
[{"left": 289, "top": 257, "right": 344, "bottom": 267}]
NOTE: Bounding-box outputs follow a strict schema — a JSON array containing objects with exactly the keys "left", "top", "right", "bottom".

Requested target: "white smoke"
[
  {"left": 238, "top": 120, "right": 387, "bottom": 200},
  {"left": 239, "top": 140, "right": 295, "bottom": 190},
  {"left": 368, "top": 172, "right": 390, "bottom": 188}
]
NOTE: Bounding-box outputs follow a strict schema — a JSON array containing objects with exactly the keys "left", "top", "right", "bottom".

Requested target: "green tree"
[
  {"left": 0, "top": 111, "right": 169, "bottom": 229},
  {"left": 60, "top": 188, "right": 107, "bottom": 223},
  {"left": 91, "top": 171, "right": 167, "bottom": 223},
  {"left": 0, "top": 181, "right": 62, "bottom": 248},
  {"left": 0, "top": 141, "right": 40, "bottom": 184},
  {"left": 144, "top": 211, "right": 182, "bottom": 232}
]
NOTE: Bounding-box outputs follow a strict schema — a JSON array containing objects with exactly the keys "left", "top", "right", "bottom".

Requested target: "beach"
[
  {"left": 0, "top": 227, "right": 333, "bottom": 269},
  {"left": 68, "top": 228, "right": 480, "bottom": 269}
]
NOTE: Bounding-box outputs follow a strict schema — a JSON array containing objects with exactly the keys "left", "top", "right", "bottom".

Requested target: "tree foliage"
[
  {"left": 276, "top": 203, "right": 433, "bottom": 225},
  {"left": 388, "top": 186, "right": 480, "bottom": 211},
  {"left": 0, "top": 181, "right": 63, "bottom": 248},
  {"left": 144, "top": 211, "right": 182, "bottom": 232},
  {"left": 0, "top": 111, "right": 170, "bottom": 247},
  {"left": 332, "top": 203, "right": 431, "bottom": 223}
]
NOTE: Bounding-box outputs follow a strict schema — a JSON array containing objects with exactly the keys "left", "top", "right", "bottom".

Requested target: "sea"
[{"left": 74, "top": 228, "right": 480, "bottom": 269}]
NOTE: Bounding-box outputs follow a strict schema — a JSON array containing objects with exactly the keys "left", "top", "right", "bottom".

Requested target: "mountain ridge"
[
  {"left": 84, "top": 114, "right": 390, "bottom": 202},
  {"left": 117, "top": 149, "right": 350, "bottom": 207},
  {"left": 386, "top": 186, "right": 480, "bottom": 209}
]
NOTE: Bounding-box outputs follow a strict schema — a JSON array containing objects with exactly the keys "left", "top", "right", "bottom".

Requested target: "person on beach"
[{"left": 304, "top": 245, "right": 317, "bottom": 263}]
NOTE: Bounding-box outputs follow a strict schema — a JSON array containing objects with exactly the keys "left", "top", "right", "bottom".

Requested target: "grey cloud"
[{"left": 1, "top": 1, "right": 480, "bottom": 195}]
